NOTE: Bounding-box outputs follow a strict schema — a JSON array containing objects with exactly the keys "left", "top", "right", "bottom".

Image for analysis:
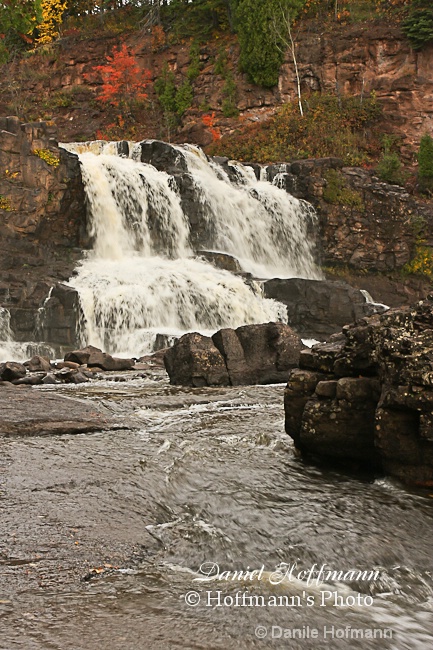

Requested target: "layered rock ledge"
[
  {"left": 284, "top": 296, "right": 433, "bottom": 487},
  {"left": 0, "top": 384, "right": 121, "bottom": 437}
]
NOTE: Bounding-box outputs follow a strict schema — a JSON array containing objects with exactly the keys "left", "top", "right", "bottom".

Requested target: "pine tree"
[
  {"left": 402, "top": 0, "right": 433, "bottom": 51},
  {"left": 235, "top": 0, "right": 305, "bottom": 88}
]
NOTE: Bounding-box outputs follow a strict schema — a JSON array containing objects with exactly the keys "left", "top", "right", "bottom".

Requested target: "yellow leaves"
[
  {"left": 0, "top": 195, "right": 12, "bottom": 211},
  {"left": 36, "top": 0, "right": 67, "bottom": 46},
  {"left": 403, "top": 245, "right": 433, "bottom": 281},
  {"left": 32, "top": 148, "right": 60, "bottom": 167}
]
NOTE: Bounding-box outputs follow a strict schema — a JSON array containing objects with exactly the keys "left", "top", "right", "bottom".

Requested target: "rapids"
[{"left": 1, "top": 376, "right": 432, "bottom": 649}]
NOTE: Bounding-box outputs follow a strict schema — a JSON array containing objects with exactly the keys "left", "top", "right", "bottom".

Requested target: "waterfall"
[
  {"left": 62, "top": 140, "right": 320, "bottom": 357},
  {"left": 0, "top": 307, "right": 55, "bottom": 362}
]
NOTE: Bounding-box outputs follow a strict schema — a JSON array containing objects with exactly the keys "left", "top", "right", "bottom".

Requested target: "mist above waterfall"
[{"left": 63, "top": 140, "right": 320, "bottom": 356}]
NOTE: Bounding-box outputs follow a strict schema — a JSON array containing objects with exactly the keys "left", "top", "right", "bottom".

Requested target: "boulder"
[
  {"left": 165, "top": 322, "right": 302, "bottom": 387},
  {"left": 196, "top": 250, "right": 242, "bottom": 273},
  {"left": 64, "top": 345, "right": 134, "bottom": 371},
  {"left": 263, "top": 277, "right": 386, "bottom": 338},
  {"left": 0, "top": 362, "right": 27, "bottom": 382},
  {"left": 284, "top": 295, "right": 433, "bottom": 486},
  {"left": 164, "top": 332, "right": 229, "bottom": 387},
  {"left": 24, "top": 355, "right": 51, "bottom": 372},
  {"left": 139, "top": 140, "right": 188, "bottom": 175},
  {"left": 230, "top": 322, "right": 302, "bottom": 384}
]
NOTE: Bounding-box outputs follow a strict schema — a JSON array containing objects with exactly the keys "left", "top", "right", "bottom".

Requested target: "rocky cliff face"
[
  {"left": 0, "top": 22, "right": 432, "bottom": 155},
  {"left": 266, "top": 156, "right": 433, "bottom": 273},
  {"left": 0, "top": 118, "right": 86, "bottom": 345},
  {"left": 282, "top": 23, "right": 433, "bottom": 158}
]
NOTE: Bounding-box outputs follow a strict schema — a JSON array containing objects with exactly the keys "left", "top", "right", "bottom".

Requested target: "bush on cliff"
[
  {"left": 207, "top": 92, "right": 381, "bottom": 165},
  {"left": 376, "top": 136, "right": 406, "bottom": 186},
  {"left": 417, "top": 133, "right": 433, "bottom": 194}
]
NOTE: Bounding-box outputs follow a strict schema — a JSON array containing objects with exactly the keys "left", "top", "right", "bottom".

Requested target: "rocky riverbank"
[{"left": 284, "top": 296, "right": 433, "bottom": 487}]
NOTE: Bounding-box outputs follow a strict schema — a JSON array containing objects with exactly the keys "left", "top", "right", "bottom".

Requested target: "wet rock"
[
  {"left": 40, "top": 284, "right": 82, "bottom": 347},
  {"left": 42, "top": 373, "right": 61, "bottom": 384},
  {"left": 165, "top": 322, "right": 302, "bottom": 387},
  {"left": 263, "top": 278, "right": 381, "bottom": 338},
  {"left": 164, "top": 332, "right": 230, "bottom": 387},
  {"left": 12, "top": 373, "right": 46, "bottom": 386},
  {"left": 284, "top": 296, "right": 433, "bottom": 486},
  {"left": 299, "top": 338, "right": 345, "bottom": 373},
  {"left": 300, "top": 395, "right": 378, "bottom": 463},
  {"left": 196, "top": 250, "right": 242, "bottom": 273},
  {"left": 0, "top": 362, "right": 27, "bottom": 382},
  {"left": 24, "top": 355, "right": 51, "bottom": 372},
  {"left": 53, "top": 367, "right": 89, "bottom": 384},
  {"left": 153, "top": 334, "right": 179, "bottom": 351},
  {"left": 231, "top": 322, "right": 302, "bottom": 385},
  {"left": 212, "top": 327, "right": 254, "bottom": 385},
  {"left": 284, "top": 369, "right": 326, "bottom": 445},
  {"left": 64, "top": 345, "right": 134, "bottom": 371},
  {"left": 53, "top": 361, "right": 81, "bottom": 370},
  {"left": 0, "top": 386, "right": 121, "bottom": 437},
  {"left": 139, "top": 140, "right": 188, "bottom": 175}
]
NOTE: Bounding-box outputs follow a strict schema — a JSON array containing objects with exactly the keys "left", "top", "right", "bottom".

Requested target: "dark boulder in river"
[
  {"left": 164, "top": 322, "right": 302, "bottom": 387},
  {"left": 284, "top": 296, "right": 433, "bottom": 486},
  {"left": 64, "top": 345, "right": 134, "bottom": 371}
]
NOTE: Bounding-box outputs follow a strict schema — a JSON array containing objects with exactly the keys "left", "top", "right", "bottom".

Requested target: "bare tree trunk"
[{"left": 271, "top": 4, "right": 304, "bottom": 117}]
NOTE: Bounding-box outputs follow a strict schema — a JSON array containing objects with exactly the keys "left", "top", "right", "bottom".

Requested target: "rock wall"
[
  {"left": 284, "top": 24, "right": 433, "bottom": 157},
  {"left": 266, "top": 157, "right": 433, "bottom": 273},
  {"left": 284, "top": 298, "right": 433, "bottom": 487},
  {"left": 0, "top": 118, "right": 86, "bottom": 345}
]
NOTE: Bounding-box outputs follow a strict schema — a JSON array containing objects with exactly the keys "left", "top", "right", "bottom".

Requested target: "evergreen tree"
[
  {"left": 418, "top": 133, "right": 433, "bottom": 194},
  {"left": 235, "top": 0, "right": 305, "bottom": 88},
  {"left": 402, "top": 0, "right": 433, "bottom": 50}
]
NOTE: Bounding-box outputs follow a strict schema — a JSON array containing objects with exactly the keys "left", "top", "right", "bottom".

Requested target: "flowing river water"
[
  {"left": 1, "top": 374, "right": 432, "bottom": 650},
  {"left": 1, "top": 142, "right": 432, "bottom": 648}
]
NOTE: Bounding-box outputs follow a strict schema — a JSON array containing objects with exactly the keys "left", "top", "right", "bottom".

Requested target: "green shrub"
[
  {"left": 187, "top": 41, "right": 202, "bottom": 81},
  {"left": 221, "top": 71, "right": 238, "bottom": 117},
  {"left": 376, "top": 152, "right": 404, "bottom": 184},
  {"left": 323, "top": 169, "right": 364, "bottom": 209},
  {"left": 418, "top": 133, "right": 433, "bottom": 194},
  {"left": 175, "top": 80, "right": 194, "bottom": 116},
  {"left": 208, "top": 92, "right": 381, "bottom": 165}
]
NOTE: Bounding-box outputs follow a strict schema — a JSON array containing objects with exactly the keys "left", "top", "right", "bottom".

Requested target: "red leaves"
[
  {"left": 90, "top": 43, "right": 151, "bottom": 109},
  {"left": 202, "top": 112, "right": 221, "bottom": 141}
]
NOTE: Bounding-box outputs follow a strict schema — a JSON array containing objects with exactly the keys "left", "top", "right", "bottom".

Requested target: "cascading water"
[
  {"left": 63, "top": 140, "right": 320, "bottom": 357},
  {"left": 0, "top": 306, "right": 55, "bottom": 362}
]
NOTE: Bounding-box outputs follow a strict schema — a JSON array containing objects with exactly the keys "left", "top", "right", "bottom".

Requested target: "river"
[{"left": 1, "top": 374, "right": 432, "bottom": 649}]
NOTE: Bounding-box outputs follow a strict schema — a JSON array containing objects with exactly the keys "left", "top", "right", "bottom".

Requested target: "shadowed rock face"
[
  {"left": 265, "top": 157, "right": 433, "bottom": 275},
  {"left": 284, "top": 296, "right": 433, "bottom": 487},
  {"left": 263, "top": 277, "right": 386, "bottom": 339},
  {"left": 0, "top": 118, "right": 87, "bottom": 349},
  {"left": 164, "top": 322, "right": 302, "bottom": 387}
]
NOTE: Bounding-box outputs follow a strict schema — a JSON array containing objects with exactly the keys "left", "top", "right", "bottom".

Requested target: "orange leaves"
[
  {"left": 90, "top": 43, "right": 151, "bottom": 110},
  {"left": 202, "top": 112, "right": 221, "bottom": 141}
]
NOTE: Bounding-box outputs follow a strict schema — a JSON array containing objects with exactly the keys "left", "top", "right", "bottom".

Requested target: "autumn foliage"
[
  {"left": 91, "top": 44, "right": 151, "bottom": 112},
  {"left": 202, "top": 112, "right": 221, "bottom": 141}
]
